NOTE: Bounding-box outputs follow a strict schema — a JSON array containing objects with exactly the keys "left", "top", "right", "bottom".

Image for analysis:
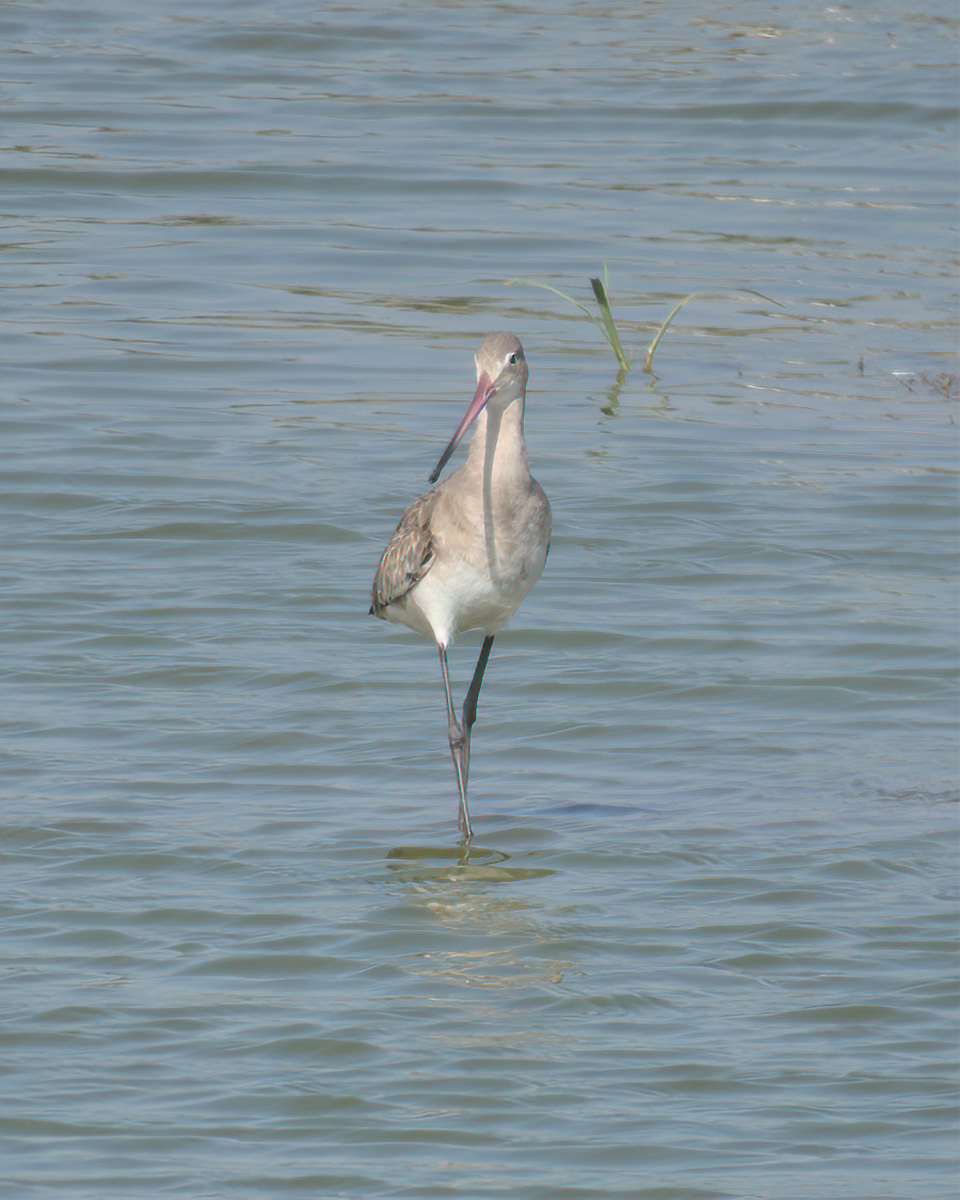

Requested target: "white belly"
[
  {"left": 385, "top": 529, "right": 548, "bottom": 647},
  {"left": 377, "top": 442, "right": 551, "bottom": 648}
]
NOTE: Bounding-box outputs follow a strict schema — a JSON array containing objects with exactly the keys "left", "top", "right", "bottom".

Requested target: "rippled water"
[{"left": 3, "top": 1, "right": 958, "bottom": 1197}]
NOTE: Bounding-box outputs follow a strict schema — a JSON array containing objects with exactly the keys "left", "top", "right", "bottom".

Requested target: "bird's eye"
[{"left": 508, "top": 353, "right": 518, "bottom": 364}]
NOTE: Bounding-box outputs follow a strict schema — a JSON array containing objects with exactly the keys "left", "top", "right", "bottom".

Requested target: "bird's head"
[{"left": 428, "top": 333, "right": 528, "bottom": 484}]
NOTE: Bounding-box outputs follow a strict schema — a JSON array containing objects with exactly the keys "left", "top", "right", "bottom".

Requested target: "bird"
[{"left": 370, "top": 332, "right": 551, "bottom": 841}]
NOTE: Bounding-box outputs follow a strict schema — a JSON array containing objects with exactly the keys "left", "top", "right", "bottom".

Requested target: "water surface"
[{"left": 2, "top": 2, "right": 957, "bottom": 1197}]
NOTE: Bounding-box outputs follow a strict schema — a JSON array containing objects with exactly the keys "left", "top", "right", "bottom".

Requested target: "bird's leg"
[
  {"left": 456, "top": 634, "right": 495, "bottom": 830},
  {"left": 463, "top": 633, "right": 494, "bottom": 744},
  {"left": 437, "top": 636, "right": 495, "bottom": 841},
  {"left": 438, "top": 644, "right": 471, "bottom": 839}
]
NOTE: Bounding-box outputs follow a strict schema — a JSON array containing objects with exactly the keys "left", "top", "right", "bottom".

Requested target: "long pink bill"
[{"left": 428, "top": 372, "right": 495, "bottom": 484}]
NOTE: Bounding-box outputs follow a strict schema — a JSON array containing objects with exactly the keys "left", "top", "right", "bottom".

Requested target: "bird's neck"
[
  {"left": 463, "top": 397, "right": 529, "bottom": 580},
  {"left": 464, "top": 398, "right": 529, "bottom": 484}
]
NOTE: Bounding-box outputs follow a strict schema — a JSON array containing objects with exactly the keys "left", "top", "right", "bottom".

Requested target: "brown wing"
[{"left": 369, "top": 490, "right": 438, "bottom": 617}]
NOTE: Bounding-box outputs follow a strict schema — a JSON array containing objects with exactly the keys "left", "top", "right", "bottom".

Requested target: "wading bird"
[{"left": 370, "top": 333, "right": 551, "bottom": 840}]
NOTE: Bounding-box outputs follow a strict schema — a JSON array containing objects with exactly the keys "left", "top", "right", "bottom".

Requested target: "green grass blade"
[
  {"left": 736, "top": 287, "right": 784, "bottom": 308},
  {"left": 511, "top": 274, "right": 781, "bottom": 378},
  {"left": 643, "top": 296, "right": 693, "bottom": 373},
  {"left": 643, "top": 288, "right": 785, "bottom": 372},
  {"left": 507, "top": 277, "right": 598, "bottom": 323},
  {"left": 589, "top": 277, "right": 631, "bottom": 372}
]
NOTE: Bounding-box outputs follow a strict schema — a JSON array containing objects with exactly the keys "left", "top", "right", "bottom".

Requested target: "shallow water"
[{"left": 2, "top": 1, "right": 958, "bottom": 1197}]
